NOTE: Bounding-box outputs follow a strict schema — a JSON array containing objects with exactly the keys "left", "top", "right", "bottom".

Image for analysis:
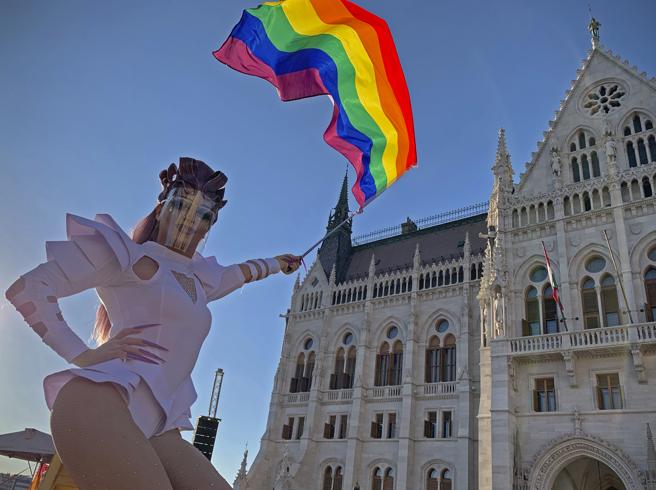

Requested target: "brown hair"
[{"left": 91, "top": 157, "right": 227, "bottom": 345}]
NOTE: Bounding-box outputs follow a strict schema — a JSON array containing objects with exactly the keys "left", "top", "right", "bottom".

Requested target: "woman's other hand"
[
  {"left": 275, "top": 254, "right": 302, "bottom": 275},
  {"left": 71, "top": 324, "right": 168, "bottom": 367}
]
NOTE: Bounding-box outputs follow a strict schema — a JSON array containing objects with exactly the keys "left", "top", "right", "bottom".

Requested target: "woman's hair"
[{"left": 91, "top": 157, "right": 227, "bottom": 345}]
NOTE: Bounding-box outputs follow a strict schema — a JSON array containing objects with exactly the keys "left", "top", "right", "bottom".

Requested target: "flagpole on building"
[
  {"left": 541, "top": 241, "right": 568, "bottom": 332},
  {"left": 602, "top": 229, "right": 634, "bottom": 324}
]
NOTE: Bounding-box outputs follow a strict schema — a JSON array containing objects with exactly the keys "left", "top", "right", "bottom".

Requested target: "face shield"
[{"left": 157, "top": 186, "right": 218, "bottom": 256}]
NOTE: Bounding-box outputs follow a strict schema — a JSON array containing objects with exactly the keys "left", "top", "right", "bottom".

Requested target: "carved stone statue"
[
  {"left": 573, "top": 407, "right": 583, "bottom": 434},
  {"left": 588, "top": 17, "right": 601, "bottom": 44},
  {"left": 605, "top": 135, "right": 617, "bottom": 162},
  {"left": 550, "top": 147, "right": 561, "bottom": 177},
  {"left": 493, "top": 291, "right": 503, "bottom": 337}
]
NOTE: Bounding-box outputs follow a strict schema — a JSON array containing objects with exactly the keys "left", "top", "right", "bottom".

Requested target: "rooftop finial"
[{"left": 588, "top": 7, "right": 601, "bottom": 48}]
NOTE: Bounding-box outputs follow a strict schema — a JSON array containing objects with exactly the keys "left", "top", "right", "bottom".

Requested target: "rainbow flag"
[{"left": 214, "top": 0, "right": 417, "bottom": 208}]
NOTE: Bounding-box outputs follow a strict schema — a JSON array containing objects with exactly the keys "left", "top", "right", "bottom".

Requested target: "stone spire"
[
  {"left": 317, "top": 172, "right": 353, "bottom": 283},
  {"left": 463, "top": 232, "right": 471, "bottom": 258},
  {"left": 413, "top": 244, "right": 421, "bottom": 269},
  {"left": 488, "top": 128, "right": 514, "bottom": 231},
  {"left": 648, "top": 424, "right": 656, "bottom": 477},
  {"left": 233, "top": 444, "right": 249, "bottom": 490}
]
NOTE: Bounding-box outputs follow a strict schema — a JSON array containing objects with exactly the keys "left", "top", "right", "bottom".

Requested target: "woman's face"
[{"left": 156, "top": 187, "right": 217, "bottom": 257}]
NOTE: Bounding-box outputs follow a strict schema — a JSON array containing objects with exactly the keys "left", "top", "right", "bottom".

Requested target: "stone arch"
[
  {"left": 567, "top": 242, "right": 618, "bottom": 280},
  {"left": 329, "top": 323, "right": 358, "bottom": 352},
  {"left": 528, "top": 434, "right": 643, "bottom": 489},
  {"left": 291, "top": 328, "right": 319, "bottom": 354},
  {"left": 619, "top": 107, "right": 656, "bottom": 132},
  {"left": 513, "top": 253, "right": 560, "bottom": 284},
  {"left": 317, "top": 458, "right": 345, "bottom": 490},
  {"left": 373, "top": 315, "right": 408, "bottom": 345},
  {"left": 420, "top": 308, "right": 459, "bottom": 345},
  {"left": 565, "top": 124, "right": 599, "bottom": 148},
  {"left": 629, "top": 229, "right": 656, "bottom": 276},
  {"left": 420, "top": 459, "right": 454, "bottom": 489}
]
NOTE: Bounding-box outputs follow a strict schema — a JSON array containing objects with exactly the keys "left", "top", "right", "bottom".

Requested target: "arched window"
[
  {"left": 323, "top": 467, "right": 333, "bottom": 490},
  {"left": 564, "top": 196, "right": 572, "bottom": 216},
  {"left": 626, "top": 141, "right": 638, "bottom": 167},
  {"left": 372, "top": 467, "right": 383, "bottom": 490},
  {"left": 581, "top": 278, "right": 600, "bottom": 329},
  {"left": 331, "top": 348, "right": 345, "bottom": 390},
  {"left": 304, "top": 352, "right": 316, "bottom": 391},
  {"left": 345, "top": 347, "right": 356, "bottom": 388},
  {"left": 375, "top": 343, "right": 390, "bottom": 386},
  {"left": 334, "top": 467, "right": 343, "bottom": 490},
  {"left": 426, "top": 468, "right": 439, "bottom": 490},
  {"left": 478, "top": 262, "right": 484, "bottom": 279},
  {"left": 581, "top": 154, "right": 591, "bottom": 180},
  {"left": 621, "top": 182, "right": 630, "bottom": 203},
  {"left": 591, "top": 151, "right": 600, "bottom": 177},
  {"left": 425, "top": 336, "right": 441, "bottom": 383},
  {"left": 547, "top": 201, "right": 555, "bottom": 220},
  {"left": 512, "top": 209, "right": 519, "bottom": 228},
  {"left": 290, "top": 353, "right": 305, "bottom": 393},
  {"left": 602, "top": 187, "right": 611, "bottom": 207},
  {"left": 649, "top": 135, "right": 656, "bottom": 162},
  {"left": 601, "top": 275, "right": 620, "bottom": 327},
  {"left": 643, "top": 177, "right": 653, "bottom": 198},
  {"left": 571, "top": 157, "right": 580, "bottom": 182},
  {"left": 441, "top": 469, "right": 453, "bottom": 490},
  {"left": 638, "top": 139, "right": 649, "bottom": 165},
  {"left": 578, "top": 131, "right": 586, "bottom": 149},
  {"left": 443, "top": 335, "right": 456, "bottom": 382},
  {"left": 391, "top": 341, "right": 404, "bottom": 385},
  {"left": 543, "top": 285, "right": 558, "bottom": 334},
  {"left": 634, "top": 114, "right": 643, "bottom": 133},
  {"left": 383, "top": 468, "right": 394, "bottom": 490},
  {"left": 524, "top": 286, "right": 540, "bottom": 336},
  {"left": 645, "top": 267, "right": 656, "bottom": 322}
]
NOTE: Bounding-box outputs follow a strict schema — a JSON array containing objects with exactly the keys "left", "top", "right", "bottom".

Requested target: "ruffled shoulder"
[{"left": 45, "top": 213, "right": 139, "bottom": 283}]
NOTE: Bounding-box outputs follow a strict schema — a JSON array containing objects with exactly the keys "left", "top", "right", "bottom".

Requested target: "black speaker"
[{"left": 192, "top": 416, "right": 220, "bottom": 460}]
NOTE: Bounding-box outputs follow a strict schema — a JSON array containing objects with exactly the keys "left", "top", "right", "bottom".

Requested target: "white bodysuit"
[{"left": 6, "top": 213, "right": 246, "bottom": 438}]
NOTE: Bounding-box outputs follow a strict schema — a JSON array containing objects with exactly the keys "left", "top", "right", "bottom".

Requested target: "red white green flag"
[{"left": 541, "top": 241, "right": 566, "bottom": 326}]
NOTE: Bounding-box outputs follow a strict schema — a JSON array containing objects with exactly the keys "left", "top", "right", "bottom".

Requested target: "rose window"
[{"left": 583, "top": 83, "right": 626, "bottom": 116}]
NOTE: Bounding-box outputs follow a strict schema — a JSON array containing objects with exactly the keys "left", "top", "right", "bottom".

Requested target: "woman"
[{"left": 5, "top": 157, "right": 302, "bottom": 489}]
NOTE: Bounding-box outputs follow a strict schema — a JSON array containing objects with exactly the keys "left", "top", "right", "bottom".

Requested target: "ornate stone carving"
[{"left": 528, "top": 433, "right": 643, "bottom": 489}]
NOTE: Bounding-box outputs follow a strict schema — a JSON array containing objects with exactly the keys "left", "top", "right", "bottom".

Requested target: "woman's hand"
[
  {"left": 275, "top": 254, "right": 302, "bottom": 275},
  {"left": 71, "top": 324, "right": 168, "bottom": 368}
]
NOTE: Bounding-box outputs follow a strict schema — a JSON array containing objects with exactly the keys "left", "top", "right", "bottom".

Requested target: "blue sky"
[{"left": 1, "top": 0, "right": 654, "bottom": 481}]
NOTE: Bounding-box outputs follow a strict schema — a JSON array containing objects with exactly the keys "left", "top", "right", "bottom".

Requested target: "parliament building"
[{"left": 233, "top": 24, "right": 656, "bottom": 490}]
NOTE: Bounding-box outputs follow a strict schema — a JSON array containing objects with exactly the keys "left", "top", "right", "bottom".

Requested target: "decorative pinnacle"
[
  {"left": 368, "top": 254, "right": 377, "bottom": 277},
  {"left": 413, "top": 244, "right": 421, "bottom": 269},
  {"left": 496, "top": 128, "right": 509, "bottom": 162}
]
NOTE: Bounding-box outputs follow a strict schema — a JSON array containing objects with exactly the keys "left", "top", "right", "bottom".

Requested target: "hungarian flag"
[{"left": 541, "top": 241, "right": 565, "bottom": 320}]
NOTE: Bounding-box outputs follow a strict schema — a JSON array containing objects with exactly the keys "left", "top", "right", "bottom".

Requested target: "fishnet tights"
[{"left": 50, "top": 377, "right": 231, "bottom": 489}]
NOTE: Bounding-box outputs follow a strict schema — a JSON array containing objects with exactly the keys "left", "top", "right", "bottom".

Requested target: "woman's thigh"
[
  {"left": 149, "top": 429, "right": 232, "bottom": 490},
  {"left": 50, "top": 376, "right": 173, "bottom": 490}
]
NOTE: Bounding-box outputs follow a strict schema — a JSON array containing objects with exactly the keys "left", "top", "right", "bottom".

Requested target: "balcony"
[
  {"left": 369, "top": 385, "right": 402, "bottom": 399},
  {"left": 507, "top": 321, "right": 656, "bottom": 386},
  {"left": 325, "top": 389, "right": 353, "bottom": 402},
  {"left": 421, "top": 381, "right": 458, "bottom": 398},
  {"left": 509, "top": 322, "right": 656, "bottom": 356}
]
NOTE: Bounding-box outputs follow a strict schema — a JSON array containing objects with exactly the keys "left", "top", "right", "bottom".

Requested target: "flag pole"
[
  {"left": 602, "top": 229, "right": 634, "bottom": 324},
  {"left": 300, "top": 210, "right": 360, "bottom": 259},
  {"left": 541, "top": 241, "right": 568, "bottom": 332}
]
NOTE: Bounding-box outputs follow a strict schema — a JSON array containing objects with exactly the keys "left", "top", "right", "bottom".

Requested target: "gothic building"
[{"left": 236, "top": 24, "right": 656, "bottom": 490}]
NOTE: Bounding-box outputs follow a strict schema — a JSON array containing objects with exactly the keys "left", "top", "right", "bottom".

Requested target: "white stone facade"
[{"left": 240, "top": 40, "right": 656, "bottom": 490}]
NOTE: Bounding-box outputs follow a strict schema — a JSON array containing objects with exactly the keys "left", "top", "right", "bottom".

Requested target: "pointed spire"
[
  {"left": 413, "top": 244, "right": 421, "bottom": 269},
  {"left": 328, "top": 170, "right": 350, "bottom": 231},
  {"left": 492, "top": 128, "right": 514, "bottom": 195},
  {"left": 318, "top": 173, "right": 353, "bottom": 282},
  {"left": 648, "top": 423, "right": 656, "bottom": 472},
  {"left": 233, "top": 443, "right": 249, "bottom": 488},
  {"left": 293, "top": 273, "right": 301, "bottom": 291},
  {"left": 368, "top": 254, "right": 377, "bottom": 278},
  {"left": 329, "top": 264, "right": 336, "bottom": 286},
  {"left": 464, "top": 232, "right": 471, "bottom": 257}
]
